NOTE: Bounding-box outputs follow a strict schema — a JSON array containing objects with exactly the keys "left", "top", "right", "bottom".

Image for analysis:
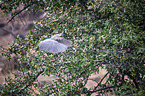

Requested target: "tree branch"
[
  {"left": 20, "top": 69, "right": 44, "bottom": 91},
  {"left": 93, "top": 72, "right": 109, "bottom": 91},
  {"left": 6, "top": 1, "right": 38, "bottom": 24},
  {"left": 84, "top": 85, "right": 118, "bottom": 94},
  {"left": 5, "top": 69, "right": 44, "bottom": 95},
  {"left": 2, "top": 28, "right": 16, "bottom": 38},
  {"left": 124, "top": 71, "right": 139, "bottom": 89}
]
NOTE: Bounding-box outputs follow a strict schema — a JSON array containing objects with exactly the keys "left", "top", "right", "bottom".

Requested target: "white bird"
[{"left": 38, "top": 33, "right": 72, "bottom": 53}]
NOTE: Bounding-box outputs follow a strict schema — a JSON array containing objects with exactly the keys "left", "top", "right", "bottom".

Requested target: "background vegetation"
[{"left": 0, "top": 0, "right": 144, "bottom": 95}]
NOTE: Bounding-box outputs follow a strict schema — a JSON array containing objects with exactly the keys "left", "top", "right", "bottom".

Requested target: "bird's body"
[{"left": 38, "top": 33, "right": 72, "bottom": 53}]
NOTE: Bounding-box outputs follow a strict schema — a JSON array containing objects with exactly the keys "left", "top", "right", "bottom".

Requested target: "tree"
[{"left": 0, "top": 0, "right": 144, "bottom": 95}]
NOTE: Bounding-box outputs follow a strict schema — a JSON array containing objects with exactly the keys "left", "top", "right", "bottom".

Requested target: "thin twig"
[
  {"left": 2, "top": 28, "right": 16, "bottom": 38},
  {"left": 93, "top": 72, "right": 109, "bottom": 91},
  {"left": 22, "top": 69, "right": 44, "bottom": 90}
]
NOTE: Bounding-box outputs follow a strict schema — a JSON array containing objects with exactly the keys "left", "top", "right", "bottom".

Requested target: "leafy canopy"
[{"left": 0, "top": 0, "right": 144, "bottom": 95}]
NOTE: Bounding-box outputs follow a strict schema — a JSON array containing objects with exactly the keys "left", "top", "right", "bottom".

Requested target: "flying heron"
[{"left": 38, "top": 33, "right": 72, "bottom": 53}]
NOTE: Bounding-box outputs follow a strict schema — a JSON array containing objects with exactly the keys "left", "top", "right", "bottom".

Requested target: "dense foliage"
[{"left": 0, "top": 0, "right": 144, "bottom": 95}]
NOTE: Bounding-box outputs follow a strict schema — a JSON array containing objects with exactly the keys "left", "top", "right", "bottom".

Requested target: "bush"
[{"left": 0, "top": 0, "right": 144, "bottom": 95}]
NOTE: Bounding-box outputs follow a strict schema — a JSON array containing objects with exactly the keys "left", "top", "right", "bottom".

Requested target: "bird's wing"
[
  {"left": 38, "top": 39, "right": 68, "bottom": 53},
  {"left": 57, "top": 38, "right": 72, "bottom": 47}
]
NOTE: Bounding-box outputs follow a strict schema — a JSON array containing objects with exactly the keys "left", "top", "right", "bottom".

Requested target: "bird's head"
[{"left": 50, "top": 33, "right": 63, "bottom": 40}]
